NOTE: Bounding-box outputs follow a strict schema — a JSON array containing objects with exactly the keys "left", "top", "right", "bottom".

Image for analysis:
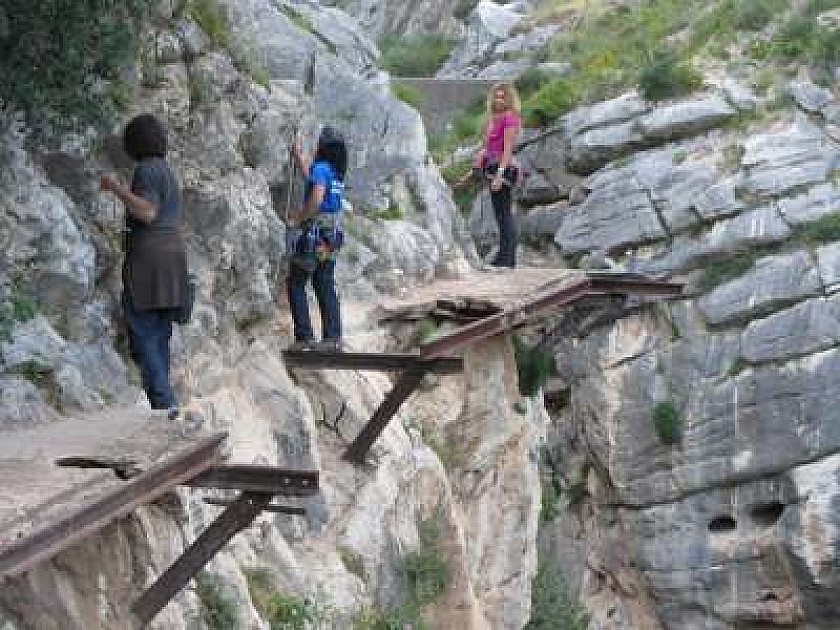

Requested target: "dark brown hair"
[{"left": 123, "top": 114, "right": 167, "bottom": 160}]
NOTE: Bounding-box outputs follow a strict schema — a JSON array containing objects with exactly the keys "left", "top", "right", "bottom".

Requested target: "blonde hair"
[{"left": 486, "top": 82, "right": 521, "bottom": 118}]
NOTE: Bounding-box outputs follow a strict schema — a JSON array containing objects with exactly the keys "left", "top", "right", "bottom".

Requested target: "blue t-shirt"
[{"left": 304, "top": 160, "right": 343, "bottom": 214}]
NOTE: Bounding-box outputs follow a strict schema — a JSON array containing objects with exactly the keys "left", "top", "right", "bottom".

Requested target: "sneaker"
[
  {"left": 167, "top": 407, "right": 205, "bottom": 438},
  {"left": 316, "top": 339, "right": 345, "bottom": 352}
]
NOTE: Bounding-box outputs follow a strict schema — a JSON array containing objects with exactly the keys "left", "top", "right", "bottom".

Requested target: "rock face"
[
  {"left": 0, "top": 2, "right": 534, "bottom": 629},
  {"left": 537, "top": 77, "right": 840, "bottom": 629},
  {"left": 341, "top": 0, "right": 462, "bottom": 37}
]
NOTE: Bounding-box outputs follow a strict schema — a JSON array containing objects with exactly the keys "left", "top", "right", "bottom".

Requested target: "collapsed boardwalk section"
[
  {"left": 0, "top": 409, "right": 320, "bottom": 627},
  {"left": 285, "top": 270, "right": 682, "bottom": 465}
]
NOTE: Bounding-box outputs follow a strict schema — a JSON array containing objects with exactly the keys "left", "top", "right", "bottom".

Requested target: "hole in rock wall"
[
  {"left": 750, "top": 501, "right": 785, "bottom": 528},
  {"left": 708, "top": 515, "right": 737, "bottom": 533}
]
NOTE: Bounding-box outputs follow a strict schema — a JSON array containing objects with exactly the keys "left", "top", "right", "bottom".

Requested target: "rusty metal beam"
[
  {"left": 202, "top": 497, "right": 306, "bottom": 515},
  {"left": 184, "top": 465, "right": 319, "bottom": 496},
  {"left": 419, "top": 275, "right": 682, "bottom": 358},
  {"left": 282, "top": 351, "right": 463, "bottom": 374},
  {"left": 343, "top": 273, "right": 682, "bottom": 466},
  {"left": 132, "top": 491, "right": 273, "bottom": 625},
  {"left": 0, "top": 434, "right": 227, "bottom": 580},
  {"left": 343, "top": 366, "right": 427, "bottom": 464}
]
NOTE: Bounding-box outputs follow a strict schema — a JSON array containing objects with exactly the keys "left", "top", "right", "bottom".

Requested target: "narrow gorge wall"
[{"left": 532, "top": 84, "right": 840, "bottom": 629}]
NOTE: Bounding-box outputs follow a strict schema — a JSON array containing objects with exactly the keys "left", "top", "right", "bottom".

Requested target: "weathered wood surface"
[
  {"left": 374, "top": 267, "right": 583, "bottom": 322},
  {"left": 0, "top": 407, "right": 221, "bottom": 565}
]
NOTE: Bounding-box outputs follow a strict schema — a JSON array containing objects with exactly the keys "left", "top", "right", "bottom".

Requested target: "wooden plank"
[
  {"left": 203, "top": 497, "right": 306, "bottom": 515},
  {"left": 185, "top": 465, "right": 319, "bottom": 496},
  {"left": 0, "top": 434, "right": 227, "bottom": 580},
  {"left": 282, "top": 351, "right": 463, "bottom": 374},
  {"left": 343, "top": 366, "right": 428, "bottom": 464},
  {"left": 132, "top": 491, "right": 273, "bottom": 625}
]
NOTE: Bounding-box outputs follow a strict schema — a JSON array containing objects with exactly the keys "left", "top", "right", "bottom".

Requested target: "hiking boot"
[{"left": 287, "top": 339, "right": 318, "bottom": 351}]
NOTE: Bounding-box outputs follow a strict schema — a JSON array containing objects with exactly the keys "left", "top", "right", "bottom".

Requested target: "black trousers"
[{"left": 487, "top": 165, "right": 518, "bottom": 267}]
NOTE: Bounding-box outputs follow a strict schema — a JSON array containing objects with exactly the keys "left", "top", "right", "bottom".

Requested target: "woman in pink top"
[{"left": 475, "top": 82, "right": 522, "bottom": 268}]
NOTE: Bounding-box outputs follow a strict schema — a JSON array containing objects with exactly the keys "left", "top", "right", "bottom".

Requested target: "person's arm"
[
  {"left": 100, "top": 174, "right": 158, "bottom": 224},
  {"left": 298, "top": 184, "right": 325, "bottom": 222},
  {"left": 491, "top": 117, "right": 520, "bottom": 191},
  {"left": 292, "top": 134, "right": 311, "bottom": 175}
]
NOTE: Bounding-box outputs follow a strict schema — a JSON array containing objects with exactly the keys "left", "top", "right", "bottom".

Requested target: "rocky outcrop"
[{"left": 538, "top": 80, "right": 840, "bottom": 628}]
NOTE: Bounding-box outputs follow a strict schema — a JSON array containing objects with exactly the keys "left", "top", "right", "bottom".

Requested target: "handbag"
[{"left": 174, "top": 272, "right": 197, "bottom": 325}]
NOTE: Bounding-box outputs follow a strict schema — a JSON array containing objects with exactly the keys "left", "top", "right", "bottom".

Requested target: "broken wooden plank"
[
  {"left": 132, "top": 491, "right": 273, "bottom": 625},
  {"left": 184, "top": 465, "right": 319, "bottom": 496},
  {"left": 343, "top": 366, "right": 428, "bottom": 464},
  {"left": 0, "top": 434, "right": 227, "bottom": 580},
  {"left": 282, "top": 350, "right": 463, "bottom": 374}
]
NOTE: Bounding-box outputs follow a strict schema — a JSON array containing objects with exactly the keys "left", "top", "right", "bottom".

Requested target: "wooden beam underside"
[{"left": 282, "top": 351, "right": 463, "bottom": 374}]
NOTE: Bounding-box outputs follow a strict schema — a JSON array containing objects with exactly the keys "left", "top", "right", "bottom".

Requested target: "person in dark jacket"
[
  {"left": 286, "top": 126, "right": 347, "bottom": 351},
  {"left": 101, "top": 114, "right": 188, "bottom": 415}
]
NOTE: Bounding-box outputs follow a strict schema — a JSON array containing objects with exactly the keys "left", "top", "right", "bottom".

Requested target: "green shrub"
[
  {"left": 793, "top": 213, "right": 840, "bottom": 245},
  {"left": 521, "top": 78, "right": 578, "bottom": 127},
  {"left": 515, "top": 68, "right": 559, "bottom": 100},
  {"left": 806, "top": 0, "right": 840, "bottom": 15},
  {"left": 652, "top": 401, "right": 681, "bottom": 444},
  {"left": 700, "top": 250, "right": 761, "bottom": 290},
  {"left": 0, "top": 0, "right": 152, "bottom": 134},
  {"left": 196, "top": 572, "right": 242, "bottom": 630},
  {"left": 351, "top": 605, "right": 426, "bottom": 630},
  {"left": 540, "top": 475, "right": 561, "bottom": 522},
  {"left": 245, "top": 568, "right": 328, "bottom": 629},
  {"left": 638, "top": 52, "right": 703, "bottom": 101},
  {"left": 189, "top": 0, "right": 231, "bottom": 48},
  {"left": 378, "top": 34, "right": 457, "bottom": 77},
  {"left": 513, "top": 336, "right": 556, "bottom": 398},
  {"left": 403, "top": 519, "right": 451, "bottom": 605},
  {"left": 525, "top": 560, "right": 589, "bottom": 630},
  {"left": 391, "top": 82, "right": 425, "bottom": 108},
  {"left": 0, "top": 290, "right": 36, "bottom": 342}
]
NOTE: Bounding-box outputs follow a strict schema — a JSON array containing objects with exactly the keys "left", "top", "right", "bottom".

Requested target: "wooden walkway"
[
  {"left": 285, "top": 269, "right": 683, "bottom": 464},
  {"left": 0, "top": 407, "right": 319, "bottom": 626}
]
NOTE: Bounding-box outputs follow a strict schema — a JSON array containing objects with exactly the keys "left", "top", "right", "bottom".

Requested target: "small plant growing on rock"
[
  {"left": 196, "top": 572, "right": 242, "bottom": 630},
  {"left": 513, "top": 336, "right": 556, "bottom": 398},
  {"left": 638, "top": 51, "right": 703, "bottom": 101},
  {"left": 652, "top": 401, "right": 681, "bottom": 444}
]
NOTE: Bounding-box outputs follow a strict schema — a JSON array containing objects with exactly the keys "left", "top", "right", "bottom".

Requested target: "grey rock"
[
  {"left": 739, "top": 118, "right": 840, "bottom": 196},
  {"left": 567, "top": 121, "right": 646, "bottom": 173},
  {"left": 0, "top": 377, "right": 61, "bottom": 430},
  {"left": 175, "top": 19, "right": 208, "bottom": 59},
  {"left": 692, "top": 177, "right": 745, "bottom": 221},
  {"left": 698, "top": 250, "right": 822, "bottom": 326},
  {"left": 637, "top": 94, "right": 736, "bottom": 142},
  {"left": 294, "top": 4, "right": 379, "bottom": 74},
  {"left": 438, "top": 1, "right": 524, "bottom": 78},
  {"left": 777, "top": 182, "right": 840, "bottom": 226},
  {"left": 152, "top": 31, "right": 184, "bottom": 65},
  {"left": 719, "top": 78, "right": 760, "bottom": 111},
  {"left": 476, "top": 59, "right": 532, "bottom": 80},
  {"left": 340, "top": 0, "right": 460, "bottom": 37},
  {"left": 815, "top": 241, "right": 840, "bottom": 293},
  {"left": 494, "top": 24, "right": 561, "bottom": 56},
  {"left": 562, "top": 93, "right": 650, "bottom": 136},
  {"left": 788, "top": 79, "right": 834, "bottom": 113},
  {"left": 1, "top": 316, "right": 65, "bottom": 371},
  {"left": 555, "top": 168, "right": 667, "bottom": 254},
  {"left": 741, "top": 296, "right": 840, "bottom": 363}
]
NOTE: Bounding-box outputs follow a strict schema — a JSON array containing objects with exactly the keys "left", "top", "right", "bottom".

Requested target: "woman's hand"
[
  {"left": 100, "top": 174, "right": 121, "bottom": 193},
  {"left": 490, "top": 173, "right": 504, "bottom": 191}
]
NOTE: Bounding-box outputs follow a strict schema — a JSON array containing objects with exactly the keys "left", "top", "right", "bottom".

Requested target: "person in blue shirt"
[{"left": 287, "top": 126, "right": 348, "bottom": 351}]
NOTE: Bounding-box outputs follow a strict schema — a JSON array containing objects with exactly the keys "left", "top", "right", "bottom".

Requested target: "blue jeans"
[
  {"left": 286, "top": 259, "right": 341, "bottom": 342},
  {"left": 123, "top": 294, "right": 178, "bottom": 410}
]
